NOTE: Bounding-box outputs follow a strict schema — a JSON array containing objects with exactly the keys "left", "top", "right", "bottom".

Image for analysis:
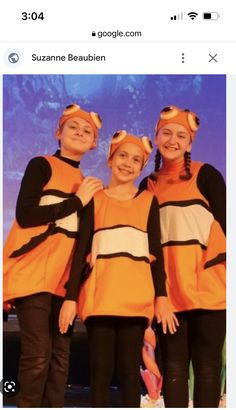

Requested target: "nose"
[
  {"left": 123, "top": 157, "right": 132, "bottom": 167},
  {"left": 167, "top": 133, "right": 177, "bottom": 144},
  {"left": 75, "top": 127, "right": 83, "bottom": 136}
]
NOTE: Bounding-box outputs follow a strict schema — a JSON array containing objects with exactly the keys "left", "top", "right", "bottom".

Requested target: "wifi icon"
[{"left": 188, "top": 12, "right": 198, "bottom": 20}]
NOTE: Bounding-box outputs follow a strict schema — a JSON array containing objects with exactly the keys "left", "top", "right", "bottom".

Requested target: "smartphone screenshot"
[{"left": 0, "top": 0, "right": 235, "bottom": 408}]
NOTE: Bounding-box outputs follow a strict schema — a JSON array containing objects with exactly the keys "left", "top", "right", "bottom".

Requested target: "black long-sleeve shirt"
[{"left": 16, "top": 151, "right": 83, "bottom": 228}]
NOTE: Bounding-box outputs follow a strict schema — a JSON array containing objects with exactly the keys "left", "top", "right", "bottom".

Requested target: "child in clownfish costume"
[
  {"left": 59, "top": 131, "right": 178, "bottom": 408},
  {"left": 3, "top": 104, "right": 103, "bottom": 408},
  {"left": 140, "top": 105, "right": 226, "bottom": 408}
]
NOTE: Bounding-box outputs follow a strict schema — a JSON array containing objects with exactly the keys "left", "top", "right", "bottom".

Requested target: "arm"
[
  {"left": 197, "top": 164, "right": 226, "bottom": 234},
  {"left": 59, "top": 199, "right": 94, "bottom": 333},
  {"left": 65, "top": 198, "right": 94, "bottom": 300},
  {"left": 16, "top": 157, "right": 83, "bottom": 227},
  {"left": 148, "top": 196, "right": 179, "bottom": 334},
  {"left": 147, "top": 196, "right": 166, "bottom": 297}
]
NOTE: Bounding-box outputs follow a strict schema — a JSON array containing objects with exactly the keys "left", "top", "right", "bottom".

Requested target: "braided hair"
[
  {"left": 149, "top": 149, "right": 162, "bottom": 181},
  {"left": 179, "top": 151, "right": 192, "bottom": 180},
  {"left": 150, "top": 149, "right": 192, "bottom": 181}
]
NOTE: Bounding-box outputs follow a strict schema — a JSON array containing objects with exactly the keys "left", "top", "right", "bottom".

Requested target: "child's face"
[
  {"left": 155, "top": 123, "right": 192, "bottom": 163},
  {"left": 109, "top": 142, "right": 144, "bottom": 184},
  {"left": 56, "top": 117, "right": 96, "bottom": 156}
]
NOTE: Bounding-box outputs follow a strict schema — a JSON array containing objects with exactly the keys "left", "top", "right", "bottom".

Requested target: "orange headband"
[
  {"left": 155, "top": 106, "right": 200, "bottom": 140},
  {"left": 58, "top": 104, "right": 102, "bottom": 138},
  {"left": 107, "top": 131, "right": 153, "bottom": 168}
]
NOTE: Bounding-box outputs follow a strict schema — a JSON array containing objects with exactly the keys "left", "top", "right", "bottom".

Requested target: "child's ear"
[
  {"left": 154, "top": 132, "right": 159, "bottom": 147},
  {"left": 92, "top": 138, "right": 97, "bottom": 148},
  {"left": 55, "top": 128, "right": 61, "bottom": 141},
  {"left": 89, "top": 139, "right": 97, "bottom": 150},
  {"left": 186, "top": 143, "right": 192, "bottom": 153},
  {"left": 107, "top": 158, "right": 112, "bottom": 168}
]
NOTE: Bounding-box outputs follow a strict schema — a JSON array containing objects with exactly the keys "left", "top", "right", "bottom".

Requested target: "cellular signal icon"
[
  {"left": 188, "top": 12, "right": 198, "bottom": 20},
  {"left": 170, "top": 12, "right": 183, "bottom": 20}
]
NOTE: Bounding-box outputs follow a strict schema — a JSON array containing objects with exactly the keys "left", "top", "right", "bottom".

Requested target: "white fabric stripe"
[
  {"left": 39, "top": 194, "right": 79, "bottom": 232},
  {"left": 160, "top": 204, "right": 214, "bottom": 246},
  {"left": 91, "top": 226, "right": 149, "bottom": 266}
]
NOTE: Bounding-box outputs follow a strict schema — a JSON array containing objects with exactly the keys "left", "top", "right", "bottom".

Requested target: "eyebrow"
[
  {"left": 69, "top": 120, "right": 92, "bottom": 129},
  {"left": 177, "top": 131, "right": 188, "bottom": 136},
  {"left": 119, "top": 150, "right": 143, "bottom": 160},
  {"left": 162, "top": 127, "right": 188, "bottom": 135}
]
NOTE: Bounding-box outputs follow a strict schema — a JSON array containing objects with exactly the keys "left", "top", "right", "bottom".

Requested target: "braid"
[
  {"left": 180, "top": 151, "right": 192, "bottom": 180},
  {"left": 150, "top": 149, "right": 162, "bottom": 181}
]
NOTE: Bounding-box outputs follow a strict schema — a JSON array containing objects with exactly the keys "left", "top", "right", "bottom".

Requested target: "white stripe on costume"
[
  {"left": 91, "top": 226, "right": 149, "bottom": 266},
  {"left": 160, "top": 204, "right": 214, "bottom": 246},
  {"left": 39, "top": 194, "right": 79, "bottom": 232}
]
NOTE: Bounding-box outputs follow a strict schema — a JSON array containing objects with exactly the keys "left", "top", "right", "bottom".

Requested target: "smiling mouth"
[
  {"left": 118, "top": 168, "right": 132, "bottom": 175},
  {"left": 71, "top": 137, "right": 84, "bottom": 142},
  {"left": 164, "top": 146, "right": 178, "bottom": 151}
]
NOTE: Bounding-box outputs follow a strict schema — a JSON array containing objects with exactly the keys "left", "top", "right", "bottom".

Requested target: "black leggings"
[
  {"left": 157, "top": 309, "right": 226, "bottom": 408},
  {"left": 85, "top": 316, "right": 146, "bottom": 408}
]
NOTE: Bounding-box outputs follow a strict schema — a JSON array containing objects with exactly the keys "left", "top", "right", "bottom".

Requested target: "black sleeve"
[
  {"left": 139, "top": 176, "right": 148, "bottom": 191},
  {"left": 16, "top": 157, "right": 83, "bottom": 228},
  {"left": 197, "top": 164, "right": 226, "bottom": 234},
  {"left": 147, "top": 196, "right": 167, "bottom": 297},
  {"left": 65, "top": 199, "right": 94, "bottom": 301}
]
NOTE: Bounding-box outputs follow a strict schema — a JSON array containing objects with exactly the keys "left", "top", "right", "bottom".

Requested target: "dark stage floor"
[{"left": 3, "top": 385, "right": 124, "bottom": 408}]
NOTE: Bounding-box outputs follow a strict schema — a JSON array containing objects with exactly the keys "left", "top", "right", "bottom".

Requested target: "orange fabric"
[
  {"left": 59, "top": 108, "right": 99, "bottom": 137},
  {"left": 3, "top": 156, "right": 83, "bottom": 302},
  {"left": 78, "top": 190, "right": 156, "bottom": 321},
  {"left": 93, "top": 189, "right": 153, "bottom": 231},
  {"left": 148, "top": 161, "right": 226, "bottom": 311},
  {"left": 108, "top": 133, "right": 151, "bottom": 165},
  {"left": 156, "top": 107, "right": 198, "bottom": 140}
]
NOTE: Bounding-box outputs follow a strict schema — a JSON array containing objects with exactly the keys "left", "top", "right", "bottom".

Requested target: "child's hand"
[
  {"left": 76, "top": 176, "right": 103, "bottom": 206},
  {"left": 59, "top": 300, "right": 77, "bottom": 334},
  {"left": 155, "top": 296, "right": 179, "bottom": 335}
]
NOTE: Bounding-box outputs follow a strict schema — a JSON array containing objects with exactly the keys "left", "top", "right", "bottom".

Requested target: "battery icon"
[{"left": 203, "top": 12, "right": 220, "bottom": 20}]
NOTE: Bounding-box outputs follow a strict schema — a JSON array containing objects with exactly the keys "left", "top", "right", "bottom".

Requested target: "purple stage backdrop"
[{"left": 3, "top": 75, "right": 226, "bottom": 240}]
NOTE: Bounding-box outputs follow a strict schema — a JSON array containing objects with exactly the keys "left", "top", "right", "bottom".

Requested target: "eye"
[
  {"left": 63, "top": 104, "right": 80, "bottom": 115},
  {"left": 90, "top": 112, "right": 102, "bottom": 129},
  {"left": 142, "top": 136, "right": 153, "bottom": 154},
  {"left": 160, "top": 106, "right": 178, "bottom": 120},
  {"left": 118, "top": 152, "right": 127, "bottom": 159},
  {"left": 188, "top": 112, "right": 200, "bottom": 131},
  {"left": 178, "top": 133, "right": 188, "bottom": 139},
  {"left": 161, "top": 106, "right": 172, "bottom": 112},
  {"left": 111, "top": 130, "right": 127, "bottom": 143}
]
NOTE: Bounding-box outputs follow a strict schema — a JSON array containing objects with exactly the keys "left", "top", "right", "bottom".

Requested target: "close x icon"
[{"left": 209, "top": 53, "right": 218, "bottom": 62}]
